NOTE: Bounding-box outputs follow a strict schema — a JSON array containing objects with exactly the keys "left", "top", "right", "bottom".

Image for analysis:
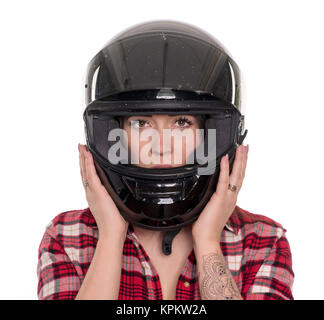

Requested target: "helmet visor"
[{"left": 83, "top": 101, "right": 241, "bottom": 177}]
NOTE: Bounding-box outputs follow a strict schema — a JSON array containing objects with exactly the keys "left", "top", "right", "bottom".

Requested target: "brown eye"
[
  {"left": 129, "top": 119, "right": 149, "bottom": 129},
  {"left": 174, "top": 117, "right": 193, "bottom": 128}
]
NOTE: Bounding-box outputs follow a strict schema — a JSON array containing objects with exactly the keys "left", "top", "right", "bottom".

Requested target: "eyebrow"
[{"left": 126, "top": 114, "right": 195, "bottom": 119}]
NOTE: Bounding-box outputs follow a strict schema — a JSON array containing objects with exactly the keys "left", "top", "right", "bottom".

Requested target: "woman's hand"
[
  {"left": 191, "top": 144, "right": 249, "bottom": 244},
  {"left": 78, "top": 143, "right": 129, "bottom": 239}
]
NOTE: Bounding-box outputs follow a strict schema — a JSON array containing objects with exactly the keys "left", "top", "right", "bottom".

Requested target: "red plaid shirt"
[{"left": 37, "top": 205, "right": 294, "bottom": 300}]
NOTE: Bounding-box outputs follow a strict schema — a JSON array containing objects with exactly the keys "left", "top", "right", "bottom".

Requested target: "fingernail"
[
  {"left": 247, "top": 144, "right": 249, "bottom": 153},
  {"left": 84, "top": 149, "right": 88, "bottom": 158},
  {"left": 78, "top": 143, "right": 81, "bottom": 153}
]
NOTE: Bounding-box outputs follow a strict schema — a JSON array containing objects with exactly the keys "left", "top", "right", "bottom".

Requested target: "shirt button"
[{"left": 184, "top": 281, "right": 190, "bottom": 288}]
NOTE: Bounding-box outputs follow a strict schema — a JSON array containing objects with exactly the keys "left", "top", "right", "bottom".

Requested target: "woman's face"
[{"left": 121, "top": 114, "right": 204, "bottom": 169}]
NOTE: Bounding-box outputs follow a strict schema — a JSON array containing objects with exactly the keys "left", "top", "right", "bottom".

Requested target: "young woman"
[{"left": 37, "top": 20, "right": 294, "bottom": 300}]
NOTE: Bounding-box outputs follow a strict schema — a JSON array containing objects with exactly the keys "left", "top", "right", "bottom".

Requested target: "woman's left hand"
[{"left": 191, "top": 144, "right": 249, "bottom": 244}]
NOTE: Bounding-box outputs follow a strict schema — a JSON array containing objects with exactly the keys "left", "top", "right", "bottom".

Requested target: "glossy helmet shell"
[{"left": 83, "top": 20, "right": 248, "bottom": 231}]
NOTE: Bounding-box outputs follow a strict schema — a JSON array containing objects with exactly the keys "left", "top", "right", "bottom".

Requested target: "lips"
[{"left": 150, "top": 164, "right": 174, "bottom": 168}]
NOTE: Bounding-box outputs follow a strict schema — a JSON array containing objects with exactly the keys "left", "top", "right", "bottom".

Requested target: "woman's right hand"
[{"left": 78, "top": 143, "right": 129, "bottom": 239}]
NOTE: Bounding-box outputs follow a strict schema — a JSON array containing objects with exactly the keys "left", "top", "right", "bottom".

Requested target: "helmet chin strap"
[{"left": 162, "top": 227, "right": 182, "bottom": 255}]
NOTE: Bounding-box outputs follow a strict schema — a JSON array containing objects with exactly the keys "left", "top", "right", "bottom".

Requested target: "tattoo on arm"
[{"left": 199, "top": 252, "right": 242, "bottom": 300}]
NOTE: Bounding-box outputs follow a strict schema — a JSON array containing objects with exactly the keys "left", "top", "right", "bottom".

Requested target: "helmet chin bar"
[
  {"left": 98, "top": 160, "right": 214, "bottom": 230},
  {"left": 121, "top": 174, "right": 200, "bottom": 205}
]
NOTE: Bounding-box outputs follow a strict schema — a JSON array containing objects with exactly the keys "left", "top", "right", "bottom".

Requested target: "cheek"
[
  {"left": 172, "top": 129, "right": 198, "bottom": 163},
  {"left": 181, "top": 137, "right": 197, "bottom": 159},
  {"left": 127, "top": 129, "right": 153, "bottom": 159},
  {"left": 138, "top": 140, "right": 148, "bottom": 155},
  {"left": 122, "top": 128, "right": 137, "bottom": 154}
]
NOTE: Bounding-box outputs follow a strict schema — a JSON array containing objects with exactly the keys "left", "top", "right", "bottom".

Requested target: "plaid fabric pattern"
[{"left": 37, "top": 205, "right": 294, "bottom": 300}]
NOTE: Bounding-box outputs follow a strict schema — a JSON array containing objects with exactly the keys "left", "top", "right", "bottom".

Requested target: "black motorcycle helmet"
[{"left": 83, "top": 20, "right": 248, "bottom": 254}]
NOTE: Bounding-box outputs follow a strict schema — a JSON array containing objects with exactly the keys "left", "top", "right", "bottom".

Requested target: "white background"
[{"left": 0, "top": 0, "right": 323, "bottom": 300}]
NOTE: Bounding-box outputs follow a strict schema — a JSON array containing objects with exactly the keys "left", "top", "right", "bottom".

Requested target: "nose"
[{"left": 151, "top": 127, "right": 172, "bottom": 156}]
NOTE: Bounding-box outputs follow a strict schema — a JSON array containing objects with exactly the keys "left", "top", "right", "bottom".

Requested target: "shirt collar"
[
  {"left": 224, "top": 205, "right": 240, "bottom": 235},
  {"left": 127, "top": 223, "right": 138, "bottom": 242},
  {"left": 225, "top": 221, "right": 236, "bottom": 234}
]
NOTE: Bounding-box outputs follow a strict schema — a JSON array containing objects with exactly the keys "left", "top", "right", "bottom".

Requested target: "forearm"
[
  {"left": 193, "top": 239, "right": 243, "bottom": 300},
  {"left": 75, "top": 234, "right": 125, "bottom": 300}
]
